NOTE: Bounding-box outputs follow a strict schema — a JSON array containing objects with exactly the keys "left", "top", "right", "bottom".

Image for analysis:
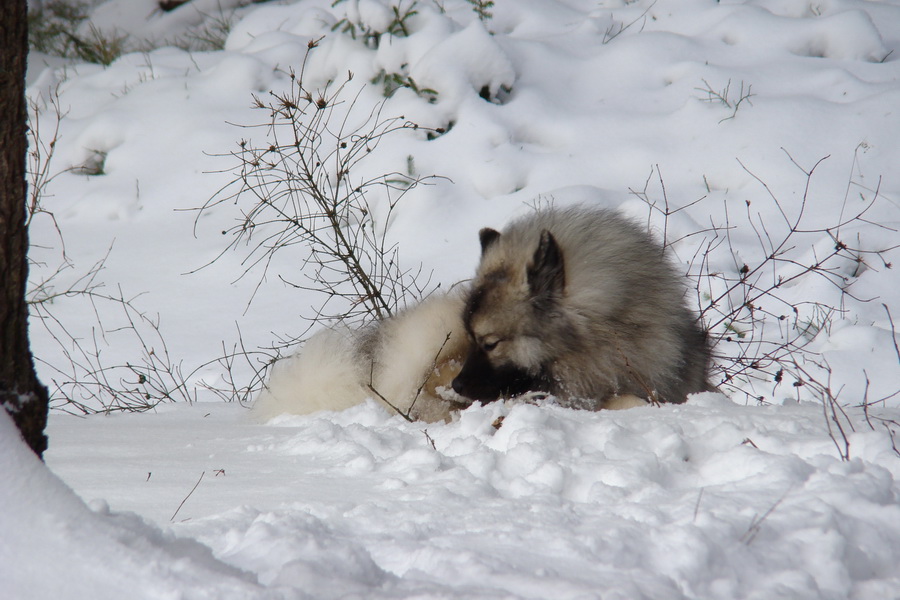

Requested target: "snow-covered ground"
[{"left": 6, "top": 0, "right": 900, "bottom": 597}]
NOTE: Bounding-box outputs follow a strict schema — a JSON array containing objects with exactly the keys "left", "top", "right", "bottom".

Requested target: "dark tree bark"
[{"left": 0, "top": 0, "right": 50, "bottom": 458}]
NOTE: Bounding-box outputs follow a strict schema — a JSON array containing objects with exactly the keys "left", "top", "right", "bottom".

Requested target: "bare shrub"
[
  {"left": 29, "top": 1, "right": 130, "bottom": 66},
  {"left": 634, "top": 154, "right": 898, "bottom": 402},
  {"left": 27, "top": 82, "right": 195, "bottom": 415},
  {"left": 465, "top": 0, "right": 494, "bottom": 23},
  {"left": 30, "top": 254, "right": 197, "bottom": 415},
  {"left": 187, "top": 326, "right": 279, "bottom": 406},
  {"left": 602, "top": 1, "right": 657, "bottom": 44},
  {"left": 332, "top": 0, "right": 420, "bottom": 49},
  {"left": 25, "top": 83, "right": 69, "bottom": 253},
  {"left": 197, "top": 40, "right": 441, "bottom": 327},
  {"left": 169, "top": 3, "right": 239, "bottom": 52},
  {"left": 632, "top": 152, "right": 899, "bottom": 458},
  {"left": 695, "top": 78, "right": 755, "bottom": 123},
  {"left": 192, "top": 39, "right": 444, "bottom": 402}
]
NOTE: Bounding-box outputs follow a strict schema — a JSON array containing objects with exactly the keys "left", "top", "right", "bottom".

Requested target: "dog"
[
  {"left": 254, "top": 206, "right": 711, "bottom": 421},
  {"left": 253, "top": 290, "right": 468, "bottom": 423},
  {"left": 450, "top": 206, "right": 711, "bottom": 409}
]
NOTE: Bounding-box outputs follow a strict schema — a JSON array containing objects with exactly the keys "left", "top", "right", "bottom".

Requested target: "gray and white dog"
[
  {"left": 451, "top": 206, "right": 711, "bottom": 410},
  {"left": 254, "top": 206, "right": 711, "bottom": 422}
]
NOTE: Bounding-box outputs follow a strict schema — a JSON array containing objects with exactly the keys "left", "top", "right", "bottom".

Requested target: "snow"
[
  {"left": 0, "top": 410, "right": 271, "bottom": 599},
  {"left": 37, "top": 398, "right": 900, "bottom": 598},
  {"left": 10, "top": 0, "right": 900, "bottom": 597}
]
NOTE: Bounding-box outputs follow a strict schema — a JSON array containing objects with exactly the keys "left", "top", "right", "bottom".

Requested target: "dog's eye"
[{"left": 481, "top": 338, "right": 500, "bottom": 352}]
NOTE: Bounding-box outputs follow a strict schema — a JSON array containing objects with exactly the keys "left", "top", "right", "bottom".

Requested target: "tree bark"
[{"left": 0, "top": 0, "right": 50, "bottom": 458}]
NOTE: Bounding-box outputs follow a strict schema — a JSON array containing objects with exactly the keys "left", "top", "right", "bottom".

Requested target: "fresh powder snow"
[{"left": 7, "top": 0, "right": 900, "bottom": 598}]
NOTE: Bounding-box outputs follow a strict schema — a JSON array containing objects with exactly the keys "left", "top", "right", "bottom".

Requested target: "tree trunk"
[{"left": 0, "top": 0, "right": 50, "bottom": 458}]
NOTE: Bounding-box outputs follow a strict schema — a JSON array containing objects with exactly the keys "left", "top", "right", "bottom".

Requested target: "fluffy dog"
[
  {"left": 450, "top": 207, "right": 711, "bottom": 409},
  {"left": 255, "top": 206, "right": 711, "bottom": 421}
]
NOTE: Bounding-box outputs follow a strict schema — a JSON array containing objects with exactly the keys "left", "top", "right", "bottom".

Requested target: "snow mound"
[{"left": 0, "top": 411, "right": 272, "bottom": 600}]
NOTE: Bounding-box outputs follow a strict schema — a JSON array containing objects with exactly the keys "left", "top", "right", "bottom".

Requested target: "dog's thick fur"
[
  {"left": 253, "top": 291, "right": 468, "bottom": 422},
  {"left": 451, "top": 207, "right": 711, "bottom": 409}
]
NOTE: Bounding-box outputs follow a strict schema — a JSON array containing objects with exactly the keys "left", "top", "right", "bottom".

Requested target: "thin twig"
[
  {"left": 741, "top": 489, "right": 790, "bottom": 545},
  {"left": 884, "top": 303, "right": 900, "bottom": 365},
  {"left": 171, "top": 471, "right": 205, "bottom": 522}
]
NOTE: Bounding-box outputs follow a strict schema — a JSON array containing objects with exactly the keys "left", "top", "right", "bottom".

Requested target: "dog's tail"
[{"left": 252, "top": 326, "right": 368, "bottom": 421}]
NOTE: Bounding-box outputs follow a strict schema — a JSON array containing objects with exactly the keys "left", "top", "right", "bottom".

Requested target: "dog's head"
[{"left": 451, "top": 227, "right": 564, "bottom": 402}]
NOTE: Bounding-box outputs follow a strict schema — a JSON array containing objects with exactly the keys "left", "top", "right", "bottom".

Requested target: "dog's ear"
[
  {"left": 528, "top": 230, "right": 565, "bottom": 299},
  {"left": 479, "top": 228, "right": 501, "bottom": 255}
]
